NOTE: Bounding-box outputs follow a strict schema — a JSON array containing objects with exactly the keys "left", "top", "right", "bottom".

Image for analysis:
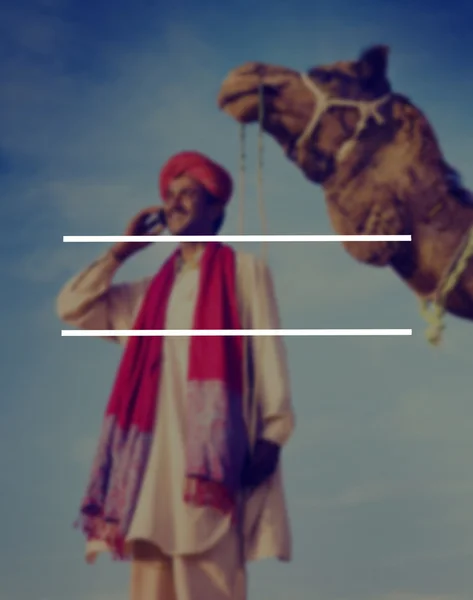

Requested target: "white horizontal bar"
[
  {"left": 63, "top": 235, "right": 412, "bottom": 243},
  {"left": 62, "top": 329, "right": 412, "bottom": 337}
]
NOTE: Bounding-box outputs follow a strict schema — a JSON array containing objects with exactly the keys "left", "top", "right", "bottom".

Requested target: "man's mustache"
[{"left": 168, "top": 207, "right": 188, "bottom": 217}]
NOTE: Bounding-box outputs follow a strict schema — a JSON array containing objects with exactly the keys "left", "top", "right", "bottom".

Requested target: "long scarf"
[{"left": 75, "top": 242, "right": 247, "bottom": 559}]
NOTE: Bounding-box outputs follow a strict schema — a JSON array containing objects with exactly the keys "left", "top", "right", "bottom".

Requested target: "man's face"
[{"left": 163, "top": 175, "right": 222, "bottom": 235}]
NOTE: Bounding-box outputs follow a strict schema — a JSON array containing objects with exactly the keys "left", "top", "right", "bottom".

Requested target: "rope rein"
[
  {"left": 237, "top": 86, "right": 270, "bottom": 562},
  {"left": 238, "top": 124, "right": 246, "bottom": 236},
  {"left": 419, "top": 225, "right": 473, "bottom": 345},
  {"left": 257, "top": 83, "right": 269, "bottom": 263},
  {"left": 238, "top": 82, "right": 269, "bottom": 262}
]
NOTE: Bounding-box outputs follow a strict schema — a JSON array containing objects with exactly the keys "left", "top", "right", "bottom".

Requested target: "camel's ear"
[{"left": 357, "top": 45, "right": 389, "bottom": 81}]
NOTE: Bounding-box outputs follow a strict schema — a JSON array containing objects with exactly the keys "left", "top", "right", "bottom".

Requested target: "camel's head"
[{"left": 218, "top": 46, "right": 392, "bottom": 184}]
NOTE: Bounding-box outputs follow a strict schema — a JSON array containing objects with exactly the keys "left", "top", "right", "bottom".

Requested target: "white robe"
[{"left": 56, "top": 249, "right": 295, "bottom": 564}]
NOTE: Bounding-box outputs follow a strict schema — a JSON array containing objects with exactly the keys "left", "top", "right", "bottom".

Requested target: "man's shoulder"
[{"left": 233, "top": 251, "right": 274, "bottom": 295}]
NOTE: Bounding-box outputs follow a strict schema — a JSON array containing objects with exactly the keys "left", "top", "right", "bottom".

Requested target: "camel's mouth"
[
  {"left": 218, "top": 85, "right": 283, "bottom": 124},
  {"left": 218, "top": 86, "right": 256, "bottom": 109},
  {"left": 217, "top": 88, "right": 259, "bottom": 123},
  {"left": 218, "top": 64, "right": 283, "bottom": 123},
  {"left": 218, "top": 83, "right": 270, "bottom": 124}
]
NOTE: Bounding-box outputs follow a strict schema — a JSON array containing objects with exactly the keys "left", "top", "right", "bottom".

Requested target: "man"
[{"left": 56, "top": 151, "right": 295, "bottom": 600}]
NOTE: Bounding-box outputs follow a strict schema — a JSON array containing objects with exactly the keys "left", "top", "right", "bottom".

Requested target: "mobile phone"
[{"left": 144, "top": 210, "right": 166, "bottom": 232}]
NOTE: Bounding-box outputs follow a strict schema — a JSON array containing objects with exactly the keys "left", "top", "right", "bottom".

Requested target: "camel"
[{"left": 217, "top": 46, "right": 473, "bottom": 339}]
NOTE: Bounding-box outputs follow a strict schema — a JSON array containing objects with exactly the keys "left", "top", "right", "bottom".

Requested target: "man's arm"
[
  {"left": 249, "top": 257, "right": 295, "bottom": 446},
  {"left": 56, "top": 249, "right": 151, "bottom": 343},
  {"left": 56, "top": 206, "right": 164, "bottom": 341}
]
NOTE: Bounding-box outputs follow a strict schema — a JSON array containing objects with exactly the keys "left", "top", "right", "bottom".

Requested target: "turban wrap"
[{"left": 159, "top": 151, "right": 233, "bottom": 205}]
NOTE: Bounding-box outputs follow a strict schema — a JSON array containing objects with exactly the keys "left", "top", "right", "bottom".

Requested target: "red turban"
[{"left": 159, "top": 151, "right": 233, "bottom": 205}]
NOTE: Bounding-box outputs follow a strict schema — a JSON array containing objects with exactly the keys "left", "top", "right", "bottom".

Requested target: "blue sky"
[{"left": 2, "top": 0, "right": 473, "bottom": 599}]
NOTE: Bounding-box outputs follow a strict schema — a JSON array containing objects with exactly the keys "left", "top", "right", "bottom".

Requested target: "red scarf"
[{"left": 75, "top": 242, "right": 247, "bottom": 559}]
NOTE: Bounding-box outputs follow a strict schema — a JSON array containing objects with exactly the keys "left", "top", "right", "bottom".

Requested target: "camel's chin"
[{"left": 219, "top": 96, "right": 260, "bottom": 124}]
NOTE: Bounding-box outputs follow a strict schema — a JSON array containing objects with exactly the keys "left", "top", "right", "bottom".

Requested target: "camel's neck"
[
  {"left": 322, "top": 94, "right": 406, "bottom": 192},
  {"left": 312, "top": 95, "right": 473, "bottom": 295},
  {"left": 321, "top": 94, "right": 469, "bottom": 222}
]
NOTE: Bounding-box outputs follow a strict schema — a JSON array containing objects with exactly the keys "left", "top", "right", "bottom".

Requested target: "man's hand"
[
  {"left": 241, "top": 439, "right": 281, "bottom": 491},
  {"left": 111, "top": 206, "right": 165, "bottom": 263}
]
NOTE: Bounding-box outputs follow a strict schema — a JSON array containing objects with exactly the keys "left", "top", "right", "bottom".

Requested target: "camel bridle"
[{"left": 296, "top": 72, "right": 392, "bottom": 163}]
